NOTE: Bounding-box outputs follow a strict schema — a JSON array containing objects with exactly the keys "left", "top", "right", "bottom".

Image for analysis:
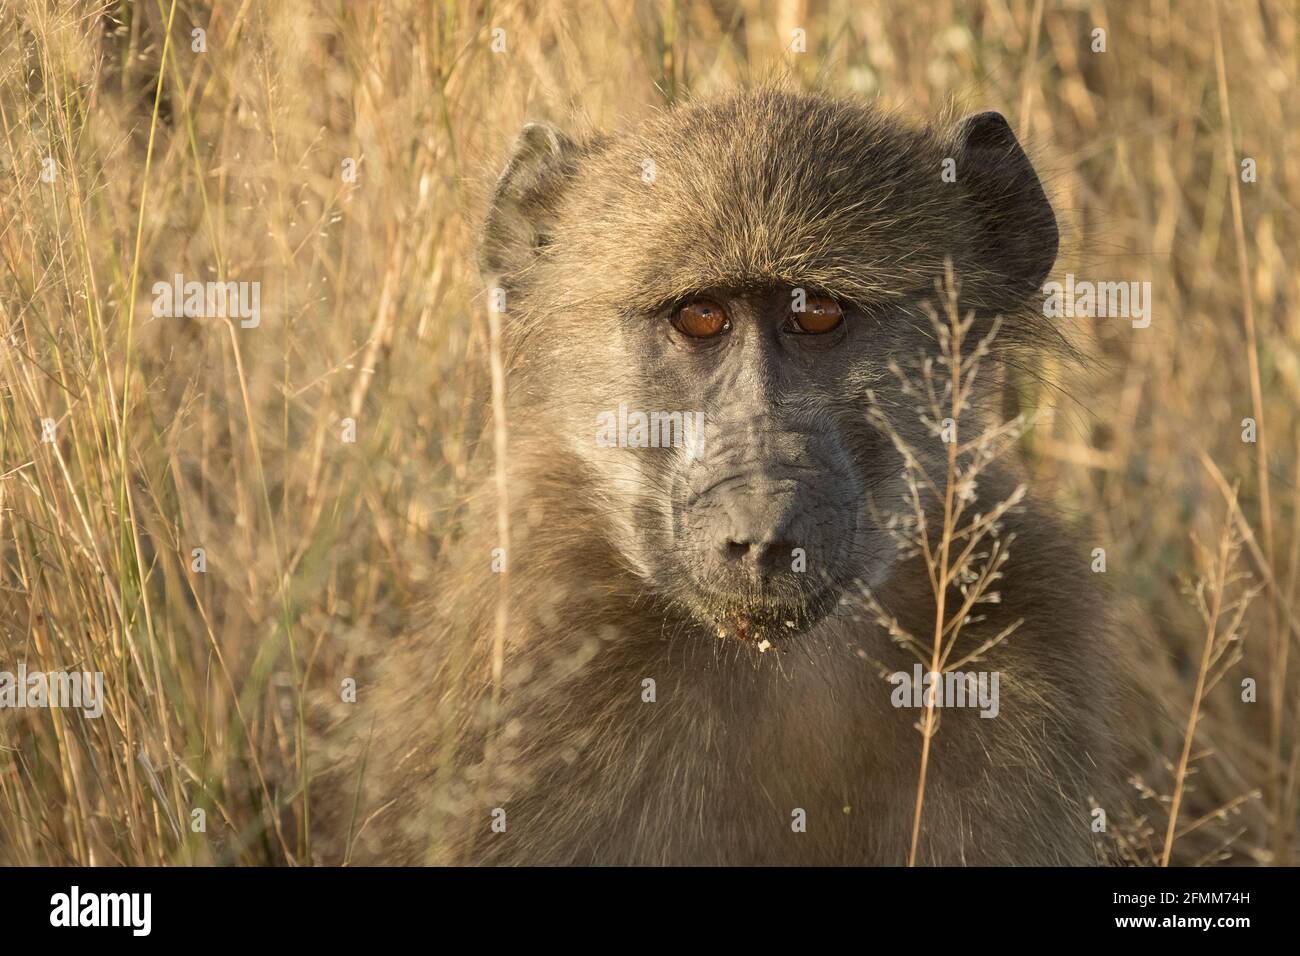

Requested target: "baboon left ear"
[
  {"left": 953, "top": 111, "right": 1058, "bottom": 296},
  {"left": 480, "top": 122, "right": 581, "bottom": 288}
]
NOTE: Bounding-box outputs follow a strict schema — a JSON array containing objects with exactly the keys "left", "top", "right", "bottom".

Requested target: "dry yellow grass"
[{"left": 0, "top": 0, "right": 1297, "bottom": 865}]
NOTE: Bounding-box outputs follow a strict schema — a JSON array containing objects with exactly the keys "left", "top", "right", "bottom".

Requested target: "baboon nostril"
[
  {"left": 725, "top": 541, "right": 752, "bottom": 562},
  {"left": 761, "top": 540, "right": 797, "bottom": 571}
]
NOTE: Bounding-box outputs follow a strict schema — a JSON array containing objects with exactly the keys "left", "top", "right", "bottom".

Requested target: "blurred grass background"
[{"left": 0, "top": 0, "right": 1297, "bottom": 865}]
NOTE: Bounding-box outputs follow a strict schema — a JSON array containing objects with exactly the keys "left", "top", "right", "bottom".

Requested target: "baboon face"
[
  {"left": 611, "top": 282, "right": 876, "bottom": 640},
  {"left": 481, "top": 91, "right": 1057, "bottom": 642}
]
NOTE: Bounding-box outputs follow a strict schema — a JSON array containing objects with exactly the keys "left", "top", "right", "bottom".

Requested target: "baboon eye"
[
  {"left": 790, "top": 296, "right": 844, "bottom": 334},
  {"left": 672, "top": 300, "right": 730, "bottom": 338}
]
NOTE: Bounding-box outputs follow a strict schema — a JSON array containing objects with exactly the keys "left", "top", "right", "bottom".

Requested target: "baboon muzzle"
[{"left": 676, "top": 437, "right": 861, "bottom": 639}]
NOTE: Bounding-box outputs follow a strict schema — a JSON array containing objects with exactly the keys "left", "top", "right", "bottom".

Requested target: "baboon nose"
[
  {"left": 722, "top": 536, "right": 797, "bottom": 578},
  {"left": 715, "top": 496, "right": 800, "bottom": 579}
]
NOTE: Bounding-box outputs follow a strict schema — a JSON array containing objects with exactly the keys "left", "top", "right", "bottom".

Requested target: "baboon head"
[{"left": 480, "top": 90, "right": 1058, "bottom": 643}]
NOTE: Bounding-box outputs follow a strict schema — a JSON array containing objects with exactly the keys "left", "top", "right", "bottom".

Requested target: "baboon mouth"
[
  {"left": 715, "top": 615, "right": 803, "bottom": 645},
  {"left": 699, "top": 590, "right": 840, "bottom": 645}
]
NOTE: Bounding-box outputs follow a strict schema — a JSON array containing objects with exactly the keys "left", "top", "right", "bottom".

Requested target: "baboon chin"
[{"left": 318, "top": 89, "right": 1116, "bottom": 866}]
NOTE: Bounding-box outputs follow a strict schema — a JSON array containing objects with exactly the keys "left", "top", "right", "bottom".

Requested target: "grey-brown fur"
[{"left": 314, "top": 89, "right": 1115, "bottom": 866}]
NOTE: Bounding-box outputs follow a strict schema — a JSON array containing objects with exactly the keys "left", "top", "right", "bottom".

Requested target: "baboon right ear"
[{"left": 479, "top": 122, "right": 580, "bottom": 286}]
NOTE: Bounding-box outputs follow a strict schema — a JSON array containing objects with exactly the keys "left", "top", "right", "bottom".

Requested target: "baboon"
[{"left": 318, "top": 89, "right": 1115, "bottom": 865}]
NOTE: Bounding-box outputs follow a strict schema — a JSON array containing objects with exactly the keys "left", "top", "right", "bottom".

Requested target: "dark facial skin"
[
  {"left": 570, "top": 284, "right": 905, "bottom": 644},
  {"left": 664, "top": 288, "right": 856, "bottom": 638}
]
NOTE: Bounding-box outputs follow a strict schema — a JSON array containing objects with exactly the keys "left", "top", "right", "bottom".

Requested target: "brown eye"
[
  {"left": 672, "top": 300, "right": 730, "bottom": 338},
  {"left": 791, "top": 296, "right": 844, "bottom": 334}
]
